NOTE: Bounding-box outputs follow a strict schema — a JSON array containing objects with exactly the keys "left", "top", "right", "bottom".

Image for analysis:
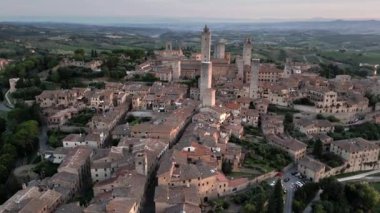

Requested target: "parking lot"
[{"left": 266, "top": 165, "right": 311, "bottom": 213}]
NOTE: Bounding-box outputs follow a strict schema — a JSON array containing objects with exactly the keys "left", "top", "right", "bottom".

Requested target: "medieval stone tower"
[
  {"left": 243, "top": 38, "right": 253, "bottom": 66},
  {"left": 171, "top": 60, "right": 181, "bottom": 80},
  {"left": 200, "top": 61, "right": 212, "bottom": 99},
  {"left": 236, "top": 56, "right": 244, "bottom": 82},
  {"left": 165, "top": 41, "right": 173, "bottom": 51},
  {"left": 214, "top": 39, "right": 226, "bottom": 59},
  {"left": 283, "top": 58, "right": 292, "bottom": 78},
  {"left": 201, "top": 25, "right": 211, "bottom": 62},
  {"left": 199, "top": 25, "right": 215, "bottom": 107},
  {"left": 135, "top": 152, "right": 148, "bottom": 176},
  {"left": 249, "top": 59, "right": 260, "bottom": 99}
]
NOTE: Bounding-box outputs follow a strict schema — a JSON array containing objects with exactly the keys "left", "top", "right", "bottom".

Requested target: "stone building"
[
  {"left": 330, "top": 138, "right": 380, "bottom": 172},
  {"left": 214, "top": 39, "right": 226, "bottom": 59},
  {"left": 298, "top": 157, "right": 326, "bottom": 182}
]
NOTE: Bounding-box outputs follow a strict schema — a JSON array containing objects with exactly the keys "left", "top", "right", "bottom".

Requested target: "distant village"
[{"left": 1, "top": 25, "right": 380, "bottom": 213}]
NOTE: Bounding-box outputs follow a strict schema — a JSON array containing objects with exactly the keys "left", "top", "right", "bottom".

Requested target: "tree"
[
  {"left": 11, "top": 120, "right": 39, "bottom": 154},
  {"left": 319, "top": 177, "right": 345, "bottom": 202},
  {"left": 278, "top": 49, "right": 287, "bottom": 62},
  {"left": 316, "top": 114, "right": 325, "bottom": 120},
  {"left": 292, "top": 182, "right": 320, "bottom": 212},
  {"left": 327, "top": 115, "right": 339, "bottom": 123},
  {"left": 0, "top": 118, "right": 6, "bottom": 133},
  {"left": 33, "top": 161, "right": 58, "bottom": 177},
  {"left": 313, "top": 139, "right": 323, "bottom": 157},
  {"left": 249, "top": 102, "right": 256, "bottom": 109},
  {"left": 0, "top": 154, "right": 16, "bottom": 169},
  {"left": 334, "top": 125, "right": 344, "bottom": 133},
  {"left": 284, "top": 113, "right": 293, "bottom": 124},
  {"left": 345, "top": 182, "right": 380, "bottom": 212},
  {"left": 267, "top": 180, "right": 284, "bottom": 213},
  {"left": 222, "top": 160, "right": 233, "bottom": 175},
  {"left": 1, "top": 144, "right": 17, "bottom": 157},
  {"left": 284, "top": 113, "right": 294, "bottom": 132},
  {"left": 48, "top": 133, "right": 60, "bottom": 148},
  {"left": 0, "top": 164, "right": 8, "bottom": 183}
]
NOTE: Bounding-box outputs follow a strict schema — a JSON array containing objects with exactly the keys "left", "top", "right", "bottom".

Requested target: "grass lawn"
[
  {"left": 243, "top": 158, "right": 274, "bottom": 173},
  {"left": 320, "top": 51, "right": 380, "bottom": 65}
]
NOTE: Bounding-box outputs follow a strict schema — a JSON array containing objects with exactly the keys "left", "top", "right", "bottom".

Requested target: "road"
[
  {"left": 0, "top": 102, "right": 11, "bottom": 112},
  {"left": 38, "top": 125, "right": 52, "bottom": 153},
  {"left": 338, "top": 169, "right": 380, "bottom": 182},
  {"left": 4, "top": 90, "right": 14, "bottom": 108},
  {"left": 285, "top": 187, "right": 294, "bottom": 213},
  {"left": 283, "top": 166, "right": 309, "bottom": 213}
]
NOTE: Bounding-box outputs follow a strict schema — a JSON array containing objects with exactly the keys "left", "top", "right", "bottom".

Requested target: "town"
[{"left": 0, "top": 21, "right": 380, "bottom": 213}]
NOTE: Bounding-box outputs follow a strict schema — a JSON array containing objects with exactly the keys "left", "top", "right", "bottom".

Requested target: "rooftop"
[{"left": 332, "top": 138, "right": 379, "bottom": 153}]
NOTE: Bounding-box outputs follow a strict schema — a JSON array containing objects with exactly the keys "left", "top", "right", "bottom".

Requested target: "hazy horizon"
[{"left": 1, "top": 0, "right": 379, "bottom": 23}]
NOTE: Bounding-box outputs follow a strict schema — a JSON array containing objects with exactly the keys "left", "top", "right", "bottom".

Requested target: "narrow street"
[
  {"left": 38, "top": 125, "right": 52, "bottom": 153},
  {"left": 283, "top": 166, "right": 306, "bottom": 213},
  {"left": 285, "top": 188, "right": 294, "bottom": 213},
  {"left": 141, "top": 110, "right": 197, "bottom": 213}
]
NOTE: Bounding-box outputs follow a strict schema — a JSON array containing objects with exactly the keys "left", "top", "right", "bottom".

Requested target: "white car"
[{"left": 296, "top": 181, "right": 304, "bottom": 187}]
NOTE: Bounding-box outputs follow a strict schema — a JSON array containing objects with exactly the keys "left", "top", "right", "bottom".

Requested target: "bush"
[
  {"left": 33, "top": 160, "right": 58, "bottom": 177},
  {"left": 316, "top": 114, "right": 325, "bottom": 120},
  {"left": 327, "top": 115, "right": 340, "bottom": 123},
  {"left": 232, "top": 136, "right": 292, "bottom": 171},
  {"left": 222, "top": 160, "right": 233, "bottom": 175},
  {"left": 11, "top": 87, "right": 42, "bottom": 100},
  {"left": 328, "top": 122, "right": 380, "bottom": 140},
  {"left": 319, "top": 153, "right": 344, "bottom": 168},
  {"left": 66, "top": 109, "right": 95, "bottom": 127}
]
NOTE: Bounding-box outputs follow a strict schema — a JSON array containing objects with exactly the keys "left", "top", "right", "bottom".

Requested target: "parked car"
[
  {"left": 284, "top": 177, "right": 290, "bottom": 182},
  {"left": 296, "top": 181, "right": 304, "bottom": 187}
]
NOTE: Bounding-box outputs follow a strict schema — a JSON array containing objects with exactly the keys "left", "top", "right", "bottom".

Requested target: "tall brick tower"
[
  {"left": 243, "top": 38, "right": 253, "bottom": 66},
  {"left": 201, "top": 25, "right": 211, "bottom": 62},
  {"left": 249, "top": 59, "right": 260, "bottom": 99}
]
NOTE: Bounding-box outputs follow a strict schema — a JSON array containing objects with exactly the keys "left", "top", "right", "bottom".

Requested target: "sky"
[{"left": 0, "top": 0, "right": 379, "bottom": 22}]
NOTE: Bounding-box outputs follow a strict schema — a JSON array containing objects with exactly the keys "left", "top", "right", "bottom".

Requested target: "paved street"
[
  {"left": 38, "top": 125, "right": 53, "bottom": 153},
  {"left": 338, "top": 169, "right": 380, "bottom": 182},
  {"left": 283, "top": 166, "right": 308, "bottom": 213},
  {"left": 0, "top": 102, "right": 11, "bottom": 112}
]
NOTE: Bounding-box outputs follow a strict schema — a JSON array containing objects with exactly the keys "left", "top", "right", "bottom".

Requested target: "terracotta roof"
[
  {"left": 299, "top": 157, "right": 325, "bottom": 172},
  {"left": 332, "top": 138, "right": 379, "bottom": 153}
]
